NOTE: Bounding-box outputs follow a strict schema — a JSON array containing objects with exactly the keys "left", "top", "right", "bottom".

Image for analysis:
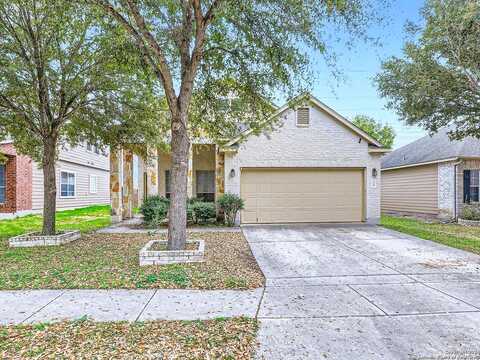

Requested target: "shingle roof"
[{"left": 381, "top": 127, "right": 480, "bottom": 169}]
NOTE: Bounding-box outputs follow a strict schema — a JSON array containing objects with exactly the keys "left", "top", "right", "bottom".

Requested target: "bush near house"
[
  {"left": 460, "top": 204, "right": 480, "bottom": 221},
  {"left": 141, "top": 196, "right": 217, "bottom": 226},
  {"left": 192, "top": 202, "right": 216, "bottom": 224},
  {"left": 217, "top": 193, "right": 244, "bottom": 226},
  {"left": 140, "top": 196, "right": 170, "bottom": 225}
]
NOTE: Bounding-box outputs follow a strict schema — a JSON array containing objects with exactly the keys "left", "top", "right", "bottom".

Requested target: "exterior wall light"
[
  {"left": 229, "top": 169, "right": 236, "bottom": 178},
  {"left": 372, "top": 168, "right": 378, "bottom": 178}
]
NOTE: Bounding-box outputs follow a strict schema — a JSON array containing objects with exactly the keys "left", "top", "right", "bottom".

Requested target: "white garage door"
[{"left": 241, "top": 168, "right": 364, "bottom": 224}]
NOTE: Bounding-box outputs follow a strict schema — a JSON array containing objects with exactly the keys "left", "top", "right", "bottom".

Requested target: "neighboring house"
[
  {"left": 381, "top": 127, "right": 480, "bottom": 219},
  {"left": 0, "top": 141, "right": 110, "bottom": 218},
  {"left": 155, "top": 93, "right": 389, "bottom": 224}
]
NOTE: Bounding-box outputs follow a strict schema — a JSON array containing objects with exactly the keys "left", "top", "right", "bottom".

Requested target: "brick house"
[
  {"left": 0, "top": 142, "right": 32, "bottom": 215},
  {"left": 143, "top": 93, "right": 390, "bottom": 224}
]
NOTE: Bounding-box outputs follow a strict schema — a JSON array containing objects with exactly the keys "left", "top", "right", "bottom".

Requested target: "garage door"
[{"left": 241, "top": 168, "right": 364, "bottom": 223}]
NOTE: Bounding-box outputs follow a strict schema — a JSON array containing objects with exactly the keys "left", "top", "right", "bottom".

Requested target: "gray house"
[{"left": 381, "top": 127, "right": 480, "bottom": 219}]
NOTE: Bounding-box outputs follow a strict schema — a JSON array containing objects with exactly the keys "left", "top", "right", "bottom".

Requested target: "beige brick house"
[{"left": 136, "top": 93, "right": 389, "bottom": 225}]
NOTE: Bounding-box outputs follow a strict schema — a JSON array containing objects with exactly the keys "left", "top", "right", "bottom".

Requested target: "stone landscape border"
[
  {"left": 458, "top": 218, "right": 480, "bottom": 227},
  {"left": 9, "top": 230, "right": 81, "bottom": 248},
  {"left": 139, "top": 239, "right": 205, "bottom": 265}
]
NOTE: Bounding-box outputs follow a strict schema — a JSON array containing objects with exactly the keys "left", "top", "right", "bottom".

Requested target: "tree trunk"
[
  {"left": 42, "top": 138, "right": 57, "bottom": 236},
  {"left": 168, "top": 112, "right": 190, "bottom": 250}
]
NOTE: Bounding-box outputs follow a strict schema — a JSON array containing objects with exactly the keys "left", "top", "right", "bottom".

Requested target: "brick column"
[
  {"left": 215, "top": 146, "right": 225, "bottom": 202},
  {"left": 146, "top": 147, "right": 159, "bottom": 197},
  {"left": 187, "top": 144, "right": 194, "bottom": 199},
  {"left": 110, "top": 148, "right": 122, "bottom": 223},
  {"left": 122, "top": 149, "right": 134, "bottom": 219}
]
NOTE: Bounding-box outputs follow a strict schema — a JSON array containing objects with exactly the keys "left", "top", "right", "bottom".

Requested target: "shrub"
[
  {"left": 140, "top": 196, "right": 170, "bottom": 225},
  {"left": 186, "top": 203, "right": 194, "bottom": 224},
  {"left": 460, "top": 204, "right": 480, "bottom": 221},
  {"left": 217, "top": 193, "right": 244, "bottom": 226},
  {"left": 187, "top": 197, "right": 200, "bottom": 205},
  {"left": 192, "top": 202, "right": 216, "bottom": 224}
]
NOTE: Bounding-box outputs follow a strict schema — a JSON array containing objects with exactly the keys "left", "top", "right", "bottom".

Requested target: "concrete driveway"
[{"left": 243, "top": 224, "right": 480, "bottom": 360}]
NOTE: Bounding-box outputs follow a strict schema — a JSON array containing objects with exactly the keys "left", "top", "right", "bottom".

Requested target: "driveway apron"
[{"left": 243, "top": 224, "right": 480, "bottom": 360}]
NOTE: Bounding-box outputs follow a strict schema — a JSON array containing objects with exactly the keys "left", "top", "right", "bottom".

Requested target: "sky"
[{"left": 290, "top": 1, "right": 427, "bottom": 149}]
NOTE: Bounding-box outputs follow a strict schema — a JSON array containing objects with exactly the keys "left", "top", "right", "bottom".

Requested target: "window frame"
[
  {"left": 296, "top": 107, "right": 310, "bottom": 127},
  {"left": 0, "top": 163, "right": 6, "bottom": 204},
  {"left": 89, "top": 174, "right": 98, "bottom": 194},
  {"left": 470, "top": 169, "right": 479, "bottom": 203},
  {"left": 59, "top": 170, "right": 76, "bottom": 198},
  {"left": 165, "top": 170, "right": 171, "bottom": 199},
  {"left": 196, "top": 170, "right": 215, "bottom": 202}
]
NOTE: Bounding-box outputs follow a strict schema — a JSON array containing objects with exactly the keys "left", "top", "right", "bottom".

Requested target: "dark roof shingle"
[{"left": 381, "top": 127, "right": 480, "bottom": 169}]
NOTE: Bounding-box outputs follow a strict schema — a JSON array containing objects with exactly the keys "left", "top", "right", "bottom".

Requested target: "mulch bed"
[
  {"left": 0, "top": 232, "right": 264, "bottom": 290},
  {"left": 0, "top": 317, "right": 258, "bottom": 359}
]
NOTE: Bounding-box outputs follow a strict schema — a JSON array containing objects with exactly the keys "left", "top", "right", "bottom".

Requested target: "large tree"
[
  {"left": 92, "top": 0, "right": 384, "bottom": 250},
  {"left": 352, "top": 115, "right": 395, "bottom": 148},
  {"left": 0, "top": 0, "right": 160, "bottom": 235},
  {"left": 376, "top": 0, "right": 480, "bottom": 140}
]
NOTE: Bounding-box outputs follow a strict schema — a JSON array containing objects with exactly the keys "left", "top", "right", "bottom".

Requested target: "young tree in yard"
[
  {"left": 0, "top": 1, "right": 160, "bottom": 235},
  {"left": 352, "top": 115, "right": 395, "bottom": 148},
  {"left": 376, "top": 0, "right": 480, "bottom": 140},
  {"left": 91, "top": 0, "right": 386, "bottom": 250}
]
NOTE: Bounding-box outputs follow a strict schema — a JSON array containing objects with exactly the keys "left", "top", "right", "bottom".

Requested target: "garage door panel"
[{"left": 241, "top": 169, "right": 363, "bottom": 224}]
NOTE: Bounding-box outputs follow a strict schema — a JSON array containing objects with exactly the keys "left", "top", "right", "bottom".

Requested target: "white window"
[
  {"left": 89, "top": 175, "right": 98, "bottom": 194},
  {"left": 296, "top": 107, "right": 310, "bottom": 127},
  {"left": 60, "top": 171, "right": 76, "bottom": 197},
  {"left": 0, "top": 164, "right": 5, "bottom": 203}
]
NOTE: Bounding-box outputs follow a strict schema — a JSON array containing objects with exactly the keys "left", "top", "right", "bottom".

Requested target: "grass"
[
  {"left": 0, "top": 317, "right": 258, "bottom": 359},
  {"left": 0, "top": 232, "right": 264, "bottom": 290},
  {"left": 381, "top": 215, "right": 480, "bottom": 255},
  {"left": 0, "top": 205, "right": 111, "bottom": 240}
]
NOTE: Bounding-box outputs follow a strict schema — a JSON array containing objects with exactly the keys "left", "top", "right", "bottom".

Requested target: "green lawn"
[
  {"left": 0, "top": 205, "right": 111, "bottom": 240},
  {"left": 381, "top": 215, "right": 480, "bottom": 255}
]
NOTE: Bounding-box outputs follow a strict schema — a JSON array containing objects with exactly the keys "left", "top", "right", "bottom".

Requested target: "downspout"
[{"left": 453, "top": 159, "right": 463, "bottom": 220}]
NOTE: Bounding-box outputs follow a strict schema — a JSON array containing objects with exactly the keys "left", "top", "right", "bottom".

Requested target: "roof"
[
  {"left": 382, "top": 127, "right": 480, "bottom": 170},
  {"left": 223, "top": 92, "right": 384, "bottom": 149}
]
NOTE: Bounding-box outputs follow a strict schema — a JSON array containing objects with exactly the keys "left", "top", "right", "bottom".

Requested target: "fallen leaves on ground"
[
  {"left": 0, "top": 317, "right": 258, "bottom": 359},
  {"left": 0, "top": 232, "right": 264, "bottom": 290}
]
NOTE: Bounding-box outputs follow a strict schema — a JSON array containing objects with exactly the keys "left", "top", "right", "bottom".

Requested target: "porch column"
[
  {"left": 187, "top": 144, "right": 194, "bottom": 199},
  {"left": 146, "top": 147, "right": 159, "bottom": 197},
  {"left": 122, "top": 148, "right": 134, "bottom": 219},
  {"left": 110, "top": 148, "right": 122, "bottom": 223},
  {"left": 215, "top": 145, "right": 225, "bottom": 202}
]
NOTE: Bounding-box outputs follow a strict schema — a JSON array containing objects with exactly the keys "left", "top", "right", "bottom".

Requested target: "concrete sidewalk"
[
  {"left": 0, "top": 288, "right": 263, "bottom": 325},
  {"left": 97, "top": 217, "right": 241, "bottom": 234}
]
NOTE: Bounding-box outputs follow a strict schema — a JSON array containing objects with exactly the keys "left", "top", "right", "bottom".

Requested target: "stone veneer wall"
[{"left": 437, "top": 162, "right": 456, "bottom": 218}]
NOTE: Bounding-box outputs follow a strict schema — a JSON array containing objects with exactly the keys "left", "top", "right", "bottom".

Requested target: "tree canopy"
[
  {"left": 92, "top": 0, "right": 386, "bottom": 249},
  {"left": 375, "top": 0, "right": 480, "bottom": 140},
  {"left": 352, "top": 115, "right": 395, "bottom": 148},
  {"left": 0, "top": 0, "right": 162, "bottom": 234}
]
